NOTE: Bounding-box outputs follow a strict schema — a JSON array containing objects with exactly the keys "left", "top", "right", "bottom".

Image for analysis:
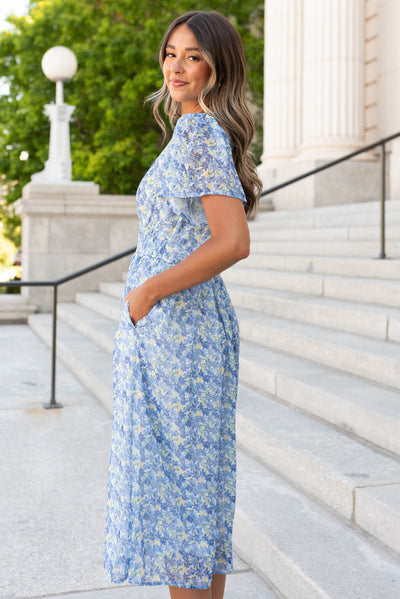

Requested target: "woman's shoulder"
[{"left": 174, "top": 112, "right": 229, "bottom": 149}]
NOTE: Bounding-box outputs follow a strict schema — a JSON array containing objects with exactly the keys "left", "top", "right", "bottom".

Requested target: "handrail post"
[
  {"left": 379, "top": 141, "right": 386, "bottom": 259},
  {"left": 43, "top": 283, "right": 63, "bottom": 409},
  {"left": 1, "top": 246, "right": 136, "bottom": 409}
]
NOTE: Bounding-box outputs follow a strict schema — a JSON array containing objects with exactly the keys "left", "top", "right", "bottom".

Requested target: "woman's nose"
[{"left": 171, "top": 57, "right": 184, "bottom": 73}]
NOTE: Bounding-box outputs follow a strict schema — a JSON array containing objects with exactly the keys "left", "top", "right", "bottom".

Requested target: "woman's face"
[{"left": 163, "top": 24, "right": 211, "bottom": 114}]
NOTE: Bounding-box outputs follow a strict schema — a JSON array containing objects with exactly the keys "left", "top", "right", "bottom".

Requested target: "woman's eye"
[{"left": 164, "top": 52, "right": 201, "bottom": 61}]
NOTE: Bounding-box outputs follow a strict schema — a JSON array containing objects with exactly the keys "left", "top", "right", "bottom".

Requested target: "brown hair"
[{"left": 147, "top": 10, "right": 262, "bottom": 216}]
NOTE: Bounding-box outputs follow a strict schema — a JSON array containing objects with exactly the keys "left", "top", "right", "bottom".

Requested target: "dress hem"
[{"left": 105, "top": 569, "right": 233, "bottom": 589}]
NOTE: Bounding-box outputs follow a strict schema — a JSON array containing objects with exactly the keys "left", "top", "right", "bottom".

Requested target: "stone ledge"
[
  {"left": 14, "top": 195, "right": 137, "bottom": 216},
  {"left": 22, "top": 181, "right": 100, "bottom": 198},
  {"left": 0, "top": 295, "right": 37, "bottom": 323}
]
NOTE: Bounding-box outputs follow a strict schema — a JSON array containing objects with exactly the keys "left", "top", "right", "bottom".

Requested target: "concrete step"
[
  {"left": 240, "top": 253, "right": 400, "bottom": 280},
  {"left": 28, "top": 313, "right": 113, "bottom": 413},
  {"left": 227, "top": 284, "right": 400, "bottom": 342},
  {"left": 234, "top": 449, "right": 400, "bottom": 599},
  {"left": 57, "top": 302, "right": 116, "bottom": 354},
  {"left": 99, "top": 280, "right": 125, "bottom": 299},
  {"left": 237, "top": 384, "right": 400, "bottom": 531},
  {"left": 223, "top": 266, "right": 400, "bottom": 308},
  {"left": 81, "top": 281, "right": 400, "bottom": 346},
  {"left": 355, "top": 483, "right": 400, "bottom": 559},
  {"left": 253, "top": 198, "right": 400, "bottom": 223},
  {"left": 75, "top": 291, "right": 121, "bottom": 322},
  {"left": 250, "top": 224, "right": 400, "bottom": 241},
  {"left": 251, "top": 212, "right": 400, "bottom": 230},
  {"left": 239, "top": 339, "right": 400, "bottom": 457},
  {"left": 250, "top": 239, "right": 400, "bottom": 257},
  {"left": 236, "top": 308, "right": 400, "bottom": 390},
  {"left": 38, "top": 300, "right": 400, "bottom": 458}
]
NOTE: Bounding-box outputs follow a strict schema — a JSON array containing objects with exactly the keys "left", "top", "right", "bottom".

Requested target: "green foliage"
[
  {"left": 0, "top": 0, "right": 264, "bottom": 240},
  {"left": 0, "top": 228, "right": 17, "bottom": 266}
]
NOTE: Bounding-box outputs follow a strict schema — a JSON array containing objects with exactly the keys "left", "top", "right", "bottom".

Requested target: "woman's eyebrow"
[{"left": 166, "top": 44, "right": 200, "bottom": 51}]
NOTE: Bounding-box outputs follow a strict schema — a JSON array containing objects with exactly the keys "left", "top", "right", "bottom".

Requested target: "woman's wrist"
[{"left": 142, "top": 276, "right": 161, "bottom": 306}]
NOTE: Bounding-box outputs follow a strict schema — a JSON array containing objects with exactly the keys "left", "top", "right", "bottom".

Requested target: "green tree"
[{"left": 0, "top": 0, "right": 263, "bottom": 244}]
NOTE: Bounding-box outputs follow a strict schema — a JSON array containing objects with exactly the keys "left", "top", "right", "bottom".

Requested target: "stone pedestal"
[
  {"left": 14, "top": 181, "right": 138, "bottom": 311},
  {"left": 31, "top": 103, "right": 75, "bottom": 182},
  {"left": 390, "top": 139, "right": 400, "bottom": 200}
]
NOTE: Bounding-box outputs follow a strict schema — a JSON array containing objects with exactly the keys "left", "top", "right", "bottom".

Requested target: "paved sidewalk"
[{"left": 0, "top": 325, "right": 275, "bottom": 599}]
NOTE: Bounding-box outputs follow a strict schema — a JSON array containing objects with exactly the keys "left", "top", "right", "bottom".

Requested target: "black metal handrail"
[
  {"left": 1, "top": 246, "right": 136, "bottom": 409},
  {"left": 2, "top": 131, "right": 399, "bottom": 407},
  {"left": 260, "top": 130, "right": 400, "bottom": 259}
]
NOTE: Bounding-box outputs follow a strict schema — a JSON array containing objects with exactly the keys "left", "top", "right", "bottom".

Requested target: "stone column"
[
  {"left": 258, "top": 0, "right": 380, "bottom": 210},
  {"left": 14, "top": 182, "right": 138, "bottom": 311},
  {"left": 377, "top": 0, "right": 400, "bottom": 199},
  {"left": 298, "top": 0, "right": 365, "bottom": 159},
  {"left": 261, "top": 0, "right": 303, "bottom": 165}
]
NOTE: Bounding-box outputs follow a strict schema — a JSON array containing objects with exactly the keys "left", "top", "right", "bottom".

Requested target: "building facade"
[{"left": 258, "top": 0, "right": 400, "bottom": 209}]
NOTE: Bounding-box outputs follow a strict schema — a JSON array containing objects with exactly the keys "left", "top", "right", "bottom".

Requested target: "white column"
[
  {"left": 298, "top": 0, "right": 365, "bottom": 159},
  {"left": 261, "top": 0, "right": 303, "bottom": 164}
]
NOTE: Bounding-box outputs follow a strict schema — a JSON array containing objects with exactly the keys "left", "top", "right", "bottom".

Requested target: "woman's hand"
[{"left": 123, "top": 282, "right": 156, "bottom": 326}]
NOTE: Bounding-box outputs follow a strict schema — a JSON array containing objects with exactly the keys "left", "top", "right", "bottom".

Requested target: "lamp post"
[{"left": 31, "top": 46, "right": 78, "bottom": 183}]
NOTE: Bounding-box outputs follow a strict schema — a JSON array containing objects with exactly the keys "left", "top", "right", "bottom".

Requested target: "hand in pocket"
[{"left": 123, "top": 283, "right": 155, "bottom": 326}]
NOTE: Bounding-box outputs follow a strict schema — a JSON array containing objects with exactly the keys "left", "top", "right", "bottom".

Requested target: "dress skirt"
[{"left": 104, "top": 250, "right": 240, "bottom": 589}]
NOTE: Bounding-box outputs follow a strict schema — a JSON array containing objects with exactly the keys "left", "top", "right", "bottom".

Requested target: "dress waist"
[
  {"left": 127, "top": 246, "right": 223, "bottom": 291},
  {"left": 134, "top": 245, "right": 191, "bottom": 267}
]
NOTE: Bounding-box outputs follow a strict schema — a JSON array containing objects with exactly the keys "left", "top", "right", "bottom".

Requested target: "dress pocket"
[{"left": 123, "top": 299, "right": 150, "bottom": 330}]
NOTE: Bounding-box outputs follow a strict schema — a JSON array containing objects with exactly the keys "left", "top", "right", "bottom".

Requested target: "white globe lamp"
[{"left": 41, "top": 46, "right": 78, "bottom": 104}]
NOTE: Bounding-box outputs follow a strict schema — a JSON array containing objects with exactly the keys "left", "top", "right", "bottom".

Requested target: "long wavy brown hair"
[{"left": 147, "top": 10, "right": 262, "bottom": 216}]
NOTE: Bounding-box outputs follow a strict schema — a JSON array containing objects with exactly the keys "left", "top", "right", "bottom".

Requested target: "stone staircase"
[{"left": 29, "top": 198, "right": 400, "bottom": 598}]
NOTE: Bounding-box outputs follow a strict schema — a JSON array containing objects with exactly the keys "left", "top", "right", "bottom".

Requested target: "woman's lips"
[{"left": 170, "top": 80, "right": 188, "bottom": 87}]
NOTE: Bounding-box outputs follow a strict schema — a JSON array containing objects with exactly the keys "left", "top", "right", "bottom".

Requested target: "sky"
[
  {"left": 0, "top": 0, "right": 30, "bottom": 31},
  {"left": 0, "top": 1, "right": 30, "bottom": 96}
]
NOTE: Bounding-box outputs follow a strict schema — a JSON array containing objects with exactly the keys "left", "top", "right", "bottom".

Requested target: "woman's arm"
[{"left": 124, "top": 195, "right": 250, "bottom": 324}]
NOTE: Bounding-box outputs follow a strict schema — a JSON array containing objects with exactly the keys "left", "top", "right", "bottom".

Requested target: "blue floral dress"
[{"left": 104, "top": 112, "right": 246, "bottom": 589}]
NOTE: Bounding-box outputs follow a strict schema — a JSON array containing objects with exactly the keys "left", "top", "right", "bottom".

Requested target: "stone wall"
[{"left": 14, "top": 181, "right": 138, "bottom": 311}]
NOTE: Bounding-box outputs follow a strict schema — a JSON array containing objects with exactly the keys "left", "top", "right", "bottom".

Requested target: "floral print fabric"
[{"left": 104, "top": 112, "right": 246, "bottom": 589}]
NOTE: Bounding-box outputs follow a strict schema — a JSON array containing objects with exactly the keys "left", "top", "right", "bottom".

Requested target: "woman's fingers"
[{"left": 123, "top": 285, "right": 154, "bottom": 324}]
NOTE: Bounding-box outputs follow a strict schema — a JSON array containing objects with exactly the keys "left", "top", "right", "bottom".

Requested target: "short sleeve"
[
  {"left": 173, "top": 114, "right": 247, "bottom": 200},
  {"left": 182, "top": 115, "right": 247, "bottom": 204},
  {"left": 162, "top": 113, "right": 247, "bottom": 226}
]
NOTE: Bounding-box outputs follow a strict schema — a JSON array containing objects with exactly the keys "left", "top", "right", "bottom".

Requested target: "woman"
[{"left": 104, "top": 10, "right": 261, "bottom": 599}]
